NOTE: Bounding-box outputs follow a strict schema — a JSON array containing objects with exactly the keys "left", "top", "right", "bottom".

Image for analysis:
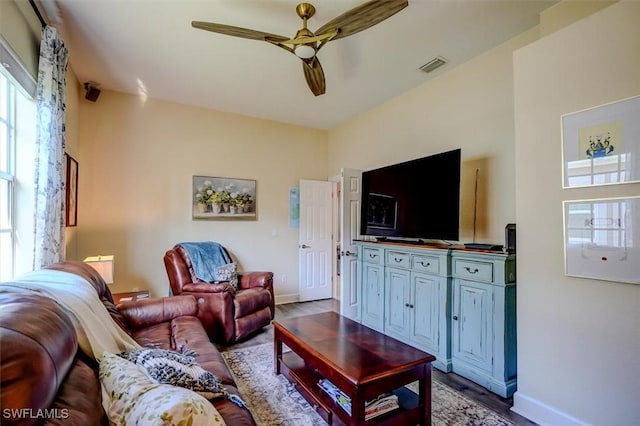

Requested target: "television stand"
[
  {"left": 375, "top": 237, "right": 455, "bottom": 246},
  {"left": 375, "top": 237, "right": 424, "bottom": 245}
]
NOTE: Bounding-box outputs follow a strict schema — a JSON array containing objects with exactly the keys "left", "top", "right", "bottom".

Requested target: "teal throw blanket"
[{"left": 178, "top": 241, "right": 231, "bottom": 283}]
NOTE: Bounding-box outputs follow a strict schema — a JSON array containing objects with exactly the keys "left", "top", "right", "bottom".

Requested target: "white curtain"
[{"left": 33, "top": 26, "right": 69, "bottom": 268}]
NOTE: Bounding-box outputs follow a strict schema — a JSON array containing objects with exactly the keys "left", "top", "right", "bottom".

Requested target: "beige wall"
[
  {"left": 327, "top": 28, "right": 540, "bottom": 244},
  {"left": 75, "top": 90, "right": 327, "bottom": 300},
  {"left": 64, "top": 70, "right": 81, "bottom": 260},
  {"left": 513, "top": 2, "right": 640, "bottom": 425},
  {"left": 539, "top": 0, "right": 615, "bottom": 36}
]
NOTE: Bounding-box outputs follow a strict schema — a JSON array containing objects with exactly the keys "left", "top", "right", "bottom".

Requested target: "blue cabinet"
[
  {"left": 356, "top": 242, "right": 452, "bottom": 372},
  {"left": 359, "top": 246, "right": 385, "bottom": 332},
  {"left": 452, "top": 279, "right": 494, "bottom": 372},
  {"left": 384, "top": 266, "right": 411, "bottom": 338},
  {"left": 451, "top": 251, "right": 517, "bottom": 398},
  {"left": 355, "top": 241, "right": 517, "bottom": 397},
  {"left": 410, "top": 272, "right": 445, "bottom": 359}
]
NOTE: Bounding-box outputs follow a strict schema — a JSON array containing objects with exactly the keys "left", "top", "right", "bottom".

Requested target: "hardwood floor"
[{"left": 218, "top": 298, "right": 537, "bottom": 426}]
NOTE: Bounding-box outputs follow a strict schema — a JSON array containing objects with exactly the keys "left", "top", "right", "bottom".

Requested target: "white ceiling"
[{"left": 40, "top": 0, "right": 556, "bottom": 129}]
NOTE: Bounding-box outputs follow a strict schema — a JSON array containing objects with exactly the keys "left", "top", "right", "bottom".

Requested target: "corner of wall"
[{"left": 539, "top": 1, "right": 616, "bottom": 37}]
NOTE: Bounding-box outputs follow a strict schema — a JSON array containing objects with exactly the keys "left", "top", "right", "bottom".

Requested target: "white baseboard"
[
  {"left": 512, "top": 392, "right": 588, "bottom": 426},
  {"left": 274, "top": 293, "right": 299, "bottom": 305}
]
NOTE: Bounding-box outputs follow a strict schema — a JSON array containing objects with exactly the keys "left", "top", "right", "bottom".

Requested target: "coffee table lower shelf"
[{"left": 279, "top": 351, "right": 421, "bottom": 426}]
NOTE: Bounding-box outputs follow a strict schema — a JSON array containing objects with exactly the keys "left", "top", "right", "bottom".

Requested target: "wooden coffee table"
[{"left": 274, "top": 311, "right": 435, "bottom": 425}]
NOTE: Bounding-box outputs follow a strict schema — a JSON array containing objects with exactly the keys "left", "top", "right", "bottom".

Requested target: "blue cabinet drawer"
[
  {"left": 453, "top": 259, "right": 494, "bottom": 282},
  {"left": 362, "top": 247, "right": 382, "bottom": 264},
  {"left": 411, "top": 255, "right": 440, "bottom": 275},
  {"left": 385, "top": 251, "right": 410, "bottom": 268}
]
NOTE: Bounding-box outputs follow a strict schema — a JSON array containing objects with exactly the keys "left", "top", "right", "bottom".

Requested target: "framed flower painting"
[{"left": 192, "top": 176, "right": 257, "bottom": 220}]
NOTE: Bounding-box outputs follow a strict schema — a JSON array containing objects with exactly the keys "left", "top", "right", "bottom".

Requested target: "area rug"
[{"left": 222, "top": 343, "right": 516, "bottom": 426}]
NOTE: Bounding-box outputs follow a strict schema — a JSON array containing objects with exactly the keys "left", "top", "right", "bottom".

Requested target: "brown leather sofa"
[
  {"left": 164, "top": 245, "right": 275, "bottom": 344},
  {"left": 0, "top": 261, "right": 255, "bottom": 425}
]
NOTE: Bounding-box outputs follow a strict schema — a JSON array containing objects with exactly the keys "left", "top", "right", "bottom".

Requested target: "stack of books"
[
  {"left": 364, "top": 392, "right": 400, "bottom": 420},
  {"left": 317, "top": 379, "right": 399, "bottom": 420}
]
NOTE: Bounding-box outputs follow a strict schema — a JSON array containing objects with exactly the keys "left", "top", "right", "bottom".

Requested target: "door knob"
[
  {"left": 344, "top": 250, "right": 354, "bottom": 256},
  {"left": 452, "top": 315, "right": 459, "bottom": 321},
  {"left": 300, "top": 244, "right": 310, "bottom": 249}
]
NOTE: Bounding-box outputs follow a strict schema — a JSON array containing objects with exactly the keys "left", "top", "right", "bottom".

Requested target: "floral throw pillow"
[
  {"left": 99, "top": 352, "right": 225, "bottom": 426},
  {"left": 214, "top": 262, "right": 238, "bottom": 290}
]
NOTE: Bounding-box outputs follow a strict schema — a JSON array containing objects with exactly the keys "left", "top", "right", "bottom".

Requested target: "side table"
[{"left": 112, "top": 290, "right": 150, "bottom": 304}]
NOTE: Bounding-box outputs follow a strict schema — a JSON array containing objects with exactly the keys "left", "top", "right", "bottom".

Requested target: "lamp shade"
[{"left": 83, "top": 255, "right": 114, "bottom": 284}]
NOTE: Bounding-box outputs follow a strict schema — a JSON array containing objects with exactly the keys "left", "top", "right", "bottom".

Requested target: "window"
[
  {"left": 0, "top": 70, "right": 15, "bottom": 280},
  {"left": 0, "top": 67, "right": 35, "bottom": 280}
]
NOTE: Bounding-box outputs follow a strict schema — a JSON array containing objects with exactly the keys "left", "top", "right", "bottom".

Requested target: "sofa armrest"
[
  {"left": 182, "top": 282, "right": 236, "bottom": 295},
  {"left": 117, "top": 295, "right": 198, "bottom": 330},
  {"left": 239, "top": 271, "right": 274, "bottom": 290}
]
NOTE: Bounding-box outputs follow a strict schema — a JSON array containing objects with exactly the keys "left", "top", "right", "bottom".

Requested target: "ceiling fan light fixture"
[
  {"left": 192, "top": 0, "right": 409, "bottom": 95},
  {"left": 295, "top": 44, "right": 316, "bottom": 59}
]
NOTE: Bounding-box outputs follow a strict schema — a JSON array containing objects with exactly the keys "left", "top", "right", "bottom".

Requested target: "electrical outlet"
[{"left": 281, "top": 274, "right": 287, "bottom": 284}]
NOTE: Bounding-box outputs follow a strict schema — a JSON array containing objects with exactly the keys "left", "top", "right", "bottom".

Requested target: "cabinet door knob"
[
  {"left": 464, "top": 266, "right": 479, "bottom": 274},
  {"left": 453, "top": 315, "right": 459, "bottom": 321},
  {"left": 420, "top": 261, "right": 431, "bottom": 267}
]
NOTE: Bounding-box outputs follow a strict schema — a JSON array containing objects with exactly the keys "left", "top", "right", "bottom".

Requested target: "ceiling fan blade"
[
  {"left": 315, "top": 0, "right": 408, "bottom": 41},
  {"left": 302, "top": 58, "right": 326, "bottom": 96},
  {"left": 192, "top": 21, "right": 288, "bottom": 42}
]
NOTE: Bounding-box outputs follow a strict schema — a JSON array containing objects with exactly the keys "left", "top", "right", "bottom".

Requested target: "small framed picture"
[
  {"left": 561, "top": 95, "right": 640, "bottom": 188},
  {"left": 65, "top": 153, "right": 78, "bottom": 227},
  {"left": 563, "top": 196, "right": 640, "bottom": 284}
]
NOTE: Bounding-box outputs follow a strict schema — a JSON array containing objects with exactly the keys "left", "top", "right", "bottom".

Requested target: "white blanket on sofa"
[{"left": 0, "top": 269, "right": 140, "bottom": 359}]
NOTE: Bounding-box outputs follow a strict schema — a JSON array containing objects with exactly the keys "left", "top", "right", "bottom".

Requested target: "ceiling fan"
[{"left": 192, "top": 0, "right": 408, "bottom": 96}]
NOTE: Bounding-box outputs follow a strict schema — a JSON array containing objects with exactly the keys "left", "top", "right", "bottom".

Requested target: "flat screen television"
[{"left": 360, "top": 148, "right": 461, "bottom": 242}]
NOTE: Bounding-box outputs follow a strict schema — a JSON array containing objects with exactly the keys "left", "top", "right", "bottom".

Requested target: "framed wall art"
[
  {"left": 192, "top": 175, "right": 256, "bottom": 220},
  {"left": 561, "top": 95, "right": 640, "bottom": 188},
  {"left": 289, "top": 187, "right": 299, "bottom": 228},
  {"left": 563, "top": 196, "right": 640, "bottom": 284},
  {"left": 65, "top": 153, "right": 78, "bottom": 227}
]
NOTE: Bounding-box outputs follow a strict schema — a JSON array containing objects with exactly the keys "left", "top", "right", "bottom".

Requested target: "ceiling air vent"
[{"left": 419, "top": 56, "right": 447, "bottom": 73}]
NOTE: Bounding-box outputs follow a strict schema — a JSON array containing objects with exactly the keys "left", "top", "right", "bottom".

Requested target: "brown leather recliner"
[{"left": 163, "top": 245, "right": 274, "bottom": 344}]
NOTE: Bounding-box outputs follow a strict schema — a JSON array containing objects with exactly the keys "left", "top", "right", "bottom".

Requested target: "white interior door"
[
  {"left": 299, "top": 179, "right": 333, "bottom": 302},
  {"left": 339, "top": 168, "right": 362, "bottom": 320}
]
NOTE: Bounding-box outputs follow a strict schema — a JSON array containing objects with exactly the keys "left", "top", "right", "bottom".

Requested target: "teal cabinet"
[
  {"left": 359, "top": 246, "right": 385, "bottom": 332},
  {"left": 356, "top": 242, "right": 452, "bottom": 372},
  {"left": 410, "top": 272, "right": 444, "bottom": 356},
  {"left": 355, "top": 241, "right": 517, "bottom": 397},
  {"left": 452, "top": 279, "right": 494, "bottom": 372},
  {"left": 384, "top": 266, "right": 411, "bottom": 339},
  {"left": 451, "top": 251, "right": 517, "bottom": 398}
]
